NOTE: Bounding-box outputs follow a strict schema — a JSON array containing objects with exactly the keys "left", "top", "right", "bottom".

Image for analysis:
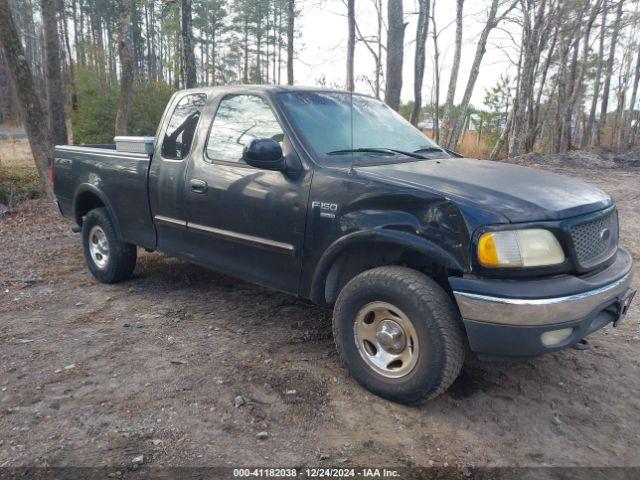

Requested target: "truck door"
[
  {"left": 185, "top": 93, "right": 311, "bottom": 294},
  {"left": 149, "top": 92, "right": 207, "bottom": 255}
]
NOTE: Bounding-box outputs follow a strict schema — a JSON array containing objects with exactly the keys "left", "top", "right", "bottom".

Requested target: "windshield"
[{"left": 278, "top": 91, "right": 447, "bottom": 163}]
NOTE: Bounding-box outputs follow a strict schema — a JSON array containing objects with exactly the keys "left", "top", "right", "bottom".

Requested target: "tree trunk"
[
  {"left": 0, "top": 0, "right": 52, "bottom": 191},
  {"left": 526, "top": 22, "right": 558, "bottom": 151},
  {"left": 431, "top": 0, "right": 440, "bottom": 143},
  {"left": 180, "top": 0, "right": 197, "bottom": 88},
  {"left": 21, "top": 0, "right": 41, "bottom": 84},
  {"left": 213, "top": 30, "right": 218, "bottom": 86},
  {"left": 599, "top": 0, "right": 624, "bottom": 140},
  {"left": 346, "top": 0, "right": 355, "bottom": 91},
  {"left": 263, "top": 3, "right": 269, "bottom": 84},
  {"left": 40, "top": 0, "right": 68, "bottom": 145},
  {"left": 552, "top": 35, "right": 571, "bottom": 152},
  {"left": 613, "top": 78, "right": 627, "bottom": 151},
  {"left": 614, "top": 29, "right": 636, "bottom": 151},
  {"left": 562, "top": 0, "right": 600, "bottom": 152},
  {"left": 272, "top": 6, "right": 278, "bottom": 83},
  {"left": 554, "top": 1, "right": 592, "bottom": 153},
  {"left": 582, "top": 1, "right": 608, "bottom": 150},
  {"left": 509, "top": 0, "right": 547, "bottom": 158},
  {"left": 278, "top": 4, "right": 283, "bottom": 84},
  {"left": 59, "top": 0, "right": 79, "bottom": 112},
  {"left": 256, "top": 0, "right": 263, "bottom": 84},
  {"left": 385, "top": 0, "right": 405, "bottom": 111},
  {"left": 441, "top": 0, "right": 463, "bottom": 143},
  {"left": 287, "top": 0, "right": 294, "bottom": 85},
  {"left": 115, "top": 0, "right": 134, "bottom": 136},
  {"left": 145, "top": 1, "right": 152, "bottom": 80},
  {"left": 490, "top": 107, "right": 515, "bottom": 161},
  {"left": 353, "top": 6, "right": 382, "bottom": 97},
  {"left": 375, "top": 0, "right": 382, "bottom": 98},
  {"left": 410, "top": 0, "right": 431, "bottom": 125},
  {"left": 626, "top": 41, "right": 640, "bottom": 149},
  {"left": 447, "top": 0, "right": 511, "bottom": 149},
  {"left": 559, "top": 33, "right": 581, "bottom": 153},
  {"left": 243, "top": 16, "right": 249, "bottom": 83}
]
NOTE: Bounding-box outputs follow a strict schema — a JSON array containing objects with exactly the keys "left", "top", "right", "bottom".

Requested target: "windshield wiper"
[
  {"left": 413, "top": 146, "right": 446, "bottom": 154},
  {"left": 326, "top": 148, "right": 426, "bottom": 159}
]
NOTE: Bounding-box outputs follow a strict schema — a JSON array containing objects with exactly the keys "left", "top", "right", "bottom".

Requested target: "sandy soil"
[{"left": 0, "top": 161, "right": 639, "bottom": 472}]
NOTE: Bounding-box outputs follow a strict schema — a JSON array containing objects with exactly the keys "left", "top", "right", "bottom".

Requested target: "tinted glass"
[
  {"left": 161, "top": 93, "right": 207, "bottom": 160},
  {"left": 279, "top": 92, "right": 441, "bottom": 162},
  {"left": 206, "top": 95, "right": 284, "bottom": 163}
]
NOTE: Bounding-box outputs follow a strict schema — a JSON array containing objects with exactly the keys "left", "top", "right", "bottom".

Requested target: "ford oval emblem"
[{"left": 600, "top": 228, "right": 611, "bottom": 242}]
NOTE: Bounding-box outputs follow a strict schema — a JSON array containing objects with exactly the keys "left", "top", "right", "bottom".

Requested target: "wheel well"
[
  {"left": 74, "top": 191, "right": 105, "bottom": 226},
  {"left": 323, "top": 243, "right": 455, "bottom": 305}
]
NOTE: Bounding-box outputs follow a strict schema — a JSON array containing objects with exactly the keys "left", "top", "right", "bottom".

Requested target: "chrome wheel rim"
[
  {"left": 353, "top": 301, "right": 419, "bottom": 379},
  {"left": 89, "top": 226, "right": 109, "bottom": 269}
]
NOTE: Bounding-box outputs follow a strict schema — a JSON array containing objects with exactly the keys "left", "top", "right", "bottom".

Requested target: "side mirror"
[{"left": 243, "top": 138, "right": 285, "bottom": 171}]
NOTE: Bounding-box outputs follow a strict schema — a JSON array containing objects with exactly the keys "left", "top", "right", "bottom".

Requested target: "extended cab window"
[
  {"left": 161, "top": 93, "right": 207, "bottom": 160},
  {"left": 206, "top": 95, "right": 284, "bottom": 164}
]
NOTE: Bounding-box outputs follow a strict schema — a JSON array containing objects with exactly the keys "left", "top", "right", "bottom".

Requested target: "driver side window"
[{"left": 206, "top": 95, "right": 284, "bottom": 164}]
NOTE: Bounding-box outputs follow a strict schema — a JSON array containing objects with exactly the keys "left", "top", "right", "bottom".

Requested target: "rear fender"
[{"left": 73, "top": 184, "right": 123, "bottom": 240}]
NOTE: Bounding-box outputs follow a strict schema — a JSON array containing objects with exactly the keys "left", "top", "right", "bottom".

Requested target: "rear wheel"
[
  {"left": 82, "top": 208, "right": 137, "bottom": 284},
  {"left": 332, "top": 266, "right": 465, "bottom": 404}
]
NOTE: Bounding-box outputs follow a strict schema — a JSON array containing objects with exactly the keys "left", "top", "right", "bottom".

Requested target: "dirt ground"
[{"left": 0, "top": 150, "right": 639, "bottom": 472}]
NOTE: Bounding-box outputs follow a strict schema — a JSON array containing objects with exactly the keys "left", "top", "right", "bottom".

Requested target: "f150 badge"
[{"left": 312, "top": 201, "right": 339, "bottom": 219}]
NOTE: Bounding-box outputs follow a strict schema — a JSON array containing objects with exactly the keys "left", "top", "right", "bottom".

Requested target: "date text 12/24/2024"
[{"left": 233, "top": 468, "right": 401, "bottom": 478}]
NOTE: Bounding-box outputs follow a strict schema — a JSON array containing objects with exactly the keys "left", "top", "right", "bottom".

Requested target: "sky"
[{"left": 293, "top": 0, "right": 521, "bottom": 109}]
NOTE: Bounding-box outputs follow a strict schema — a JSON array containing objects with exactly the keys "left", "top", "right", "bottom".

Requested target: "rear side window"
[
  {"left": 206, "top": 95, "right": 284, "bottom": 164},
  {"left": 161, "top": 93, "right": 207, "bottom": 160}
]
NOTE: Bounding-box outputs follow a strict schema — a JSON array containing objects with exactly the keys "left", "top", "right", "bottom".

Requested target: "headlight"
[{"left": 478, "top": 229, "right": 565, "bottom": 268}]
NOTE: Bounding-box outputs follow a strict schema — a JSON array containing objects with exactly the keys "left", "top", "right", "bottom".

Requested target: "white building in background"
[
  {"left": 418, "top": 119, "right": 439, "bottom": 131},
  {"left": 418, "top": 114, "right": 484, "bottom": 133}
]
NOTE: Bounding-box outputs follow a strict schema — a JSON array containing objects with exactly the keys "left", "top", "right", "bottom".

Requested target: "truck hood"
[{"left": 357, "top": 157, "right": 613, "bottom": 223}]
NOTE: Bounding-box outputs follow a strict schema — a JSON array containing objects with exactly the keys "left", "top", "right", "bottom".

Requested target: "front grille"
[{"left": 570, "top": 210, "right": 618, "bottom": 269}]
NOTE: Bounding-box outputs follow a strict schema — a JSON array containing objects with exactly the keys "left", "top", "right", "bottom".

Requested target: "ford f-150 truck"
[{"left": 52, "top": 86, "right": 636, "bottom": 404}]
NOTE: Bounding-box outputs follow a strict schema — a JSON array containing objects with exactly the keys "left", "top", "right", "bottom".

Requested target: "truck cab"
[{"left": 53, "top": 86, "right": 636, "bottom": 404}]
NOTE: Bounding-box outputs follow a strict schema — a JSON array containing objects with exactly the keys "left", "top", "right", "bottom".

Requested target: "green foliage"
[
  {"left": 0, "top": 164, "right": 45, "bottom": 208},
  {"left": 399, "top": 101, "right": 414, "bottom": 120},
  {"left": 69, "top": 70, "right": 118, "bottom": 144},
  {"left": 70, "top": 69, "right": 175, "bottom": 144},
  {"left": 482, "top": 75, "right": 512, "bottom": 148},
  {"left": 129, "top": 81, "right": 176, "bottom": 136}
]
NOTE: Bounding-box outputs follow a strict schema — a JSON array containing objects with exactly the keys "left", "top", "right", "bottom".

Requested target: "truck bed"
[{"left": 53, "top": 145, "right": 157, "bottom": 250}]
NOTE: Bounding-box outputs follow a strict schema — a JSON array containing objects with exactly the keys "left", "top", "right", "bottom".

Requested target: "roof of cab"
[{"left": 179, "top": 84, "right": 370, "bottom": 97}]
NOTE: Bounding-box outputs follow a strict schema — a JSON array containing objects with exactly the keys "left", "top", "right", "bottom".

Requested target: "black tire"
[
  {"left": 82, "top": 207, "right": 137, "bottom": 284},
  {"left": 333, "top": 266, "right": 465, "bottom": 404}
]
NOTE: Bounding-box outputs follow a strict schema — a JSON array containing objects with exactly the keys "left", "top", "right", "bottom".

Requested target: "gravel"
[{"left": 0, "top": 161, "right": 639, "bottom": 468}]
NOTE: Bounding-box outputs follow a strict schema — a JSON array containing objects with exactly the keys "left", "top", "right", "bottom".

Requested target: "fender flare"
[
  {"left": 309, "top": 229, "right": 465, "bottom": 304},
  {"left": 72, "top": 184, "right": 123, "bottom": 240}
]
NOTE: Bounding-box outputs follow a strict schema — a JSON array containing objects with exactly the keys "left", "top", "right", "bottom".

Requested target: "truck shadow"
[{"left": 132, "top": 251, "right": 624, "bottom": 408}]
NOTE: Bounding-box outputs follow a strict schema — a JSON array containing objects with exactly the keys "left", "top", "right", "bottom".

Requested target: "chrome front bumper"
[
  {"left": 451, "top": 248, "right": 635, "bottom": 327},
  {"left": 454, "top": 271, "right": 634, "bottom": 326},
  {"left": 449, "top": 248, "right": 635, "bottom": 359}
]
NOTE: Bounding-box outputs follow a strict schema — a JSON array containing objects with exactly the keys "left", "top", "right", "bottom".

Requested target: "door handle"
[{"left": 190, "top": 179, "right": 208, "bottom": 194}]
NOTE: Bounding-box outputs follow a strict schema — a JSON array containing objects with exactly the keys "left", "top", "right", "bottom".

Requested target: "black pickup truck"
[{"left": 52, "top": 86, "right": 636, "bottom": 404}]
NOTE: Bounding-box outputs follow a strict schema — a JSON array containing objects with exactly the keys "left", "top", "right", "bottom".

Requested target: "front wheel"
[
  {"left": 82, "top": 208, "right": 137, "bottom": 284},
  {"left": 332, "top": 266, "right": 465, "bottom": 404}
]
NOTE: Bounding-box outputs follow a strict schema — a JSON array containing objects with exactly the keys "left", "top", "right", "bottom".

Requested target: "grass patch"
[{"left": 0, "top": 138, "right": 46, "bottom": 209}]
